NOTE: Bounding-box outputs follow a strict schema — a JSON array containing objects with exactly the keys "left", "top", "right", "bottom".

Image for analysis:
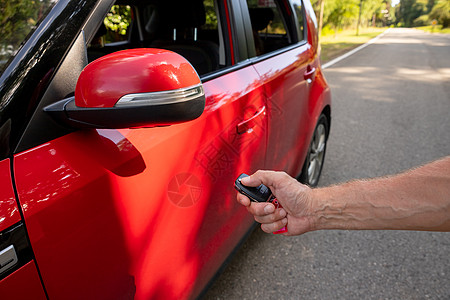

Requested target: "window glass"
[
  {"left": 103, "top": 5, "right": 132, "bottom": 44},
  {"left": 88, "top": 0, "right": 225, "bottom": 76},
  {"left": 204, "top": 0, "right": 218, "bottom": 30},
  {"left": 246, "top": 0, "right": 291, "bottom": 56},
  {"left": 0, "top": 0, "right": 57, "bottom": 76},
  {"left": 88, "top": 4, "right": 132, "bottom": 51},
  {"left": 292, "top": 0, "right": 305, "bottom": 41},
  {"left": 144, "top": 0, "right": 224, "bottom": 75}
]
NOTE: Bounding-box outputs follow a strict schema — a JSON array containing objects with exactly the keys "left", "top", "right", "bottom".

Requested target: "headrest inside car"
[
  {"left": 249, "top": 7, "right": 274, "bottom": 31},
  {"left": 160, "top": 0, "right": 206, "bottom": 28}
]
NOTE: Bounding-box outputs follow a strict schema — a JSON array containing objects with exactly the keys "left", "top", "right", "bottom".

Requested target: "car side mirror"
[{"left": 45, "top": 49, "right": 205, "bottom": 129}]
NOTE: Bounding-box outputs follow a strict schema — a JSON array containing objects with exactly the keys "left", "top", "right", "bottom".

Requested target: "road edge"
[{"left": 322, "top": 28, "right": 392, "bottom": 70}]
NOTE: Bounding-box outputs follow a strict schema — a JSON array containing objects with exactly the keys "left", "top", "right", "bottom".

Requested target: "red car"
[{"left": 0, "top": 0, "right": 330, "bottom": 299}]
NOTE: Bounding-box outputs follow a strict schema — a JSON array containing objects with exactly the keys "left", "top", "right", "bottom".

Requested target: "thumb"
[{"left": 240, "top": 174, "right": 262, "bottom": 187}]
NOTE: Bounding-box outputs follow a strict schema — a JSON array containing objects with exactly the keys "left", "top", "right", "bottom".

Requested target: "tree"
[
  {"left": 326, "top": 0, "right": 359, "bottom": 34},
  {"left": 0, "top": 0, "right": 54, "bottom": 72},
  {"left": 429, "top": 0, "right": 450, "bottom": 27},
  {"left": 397, "top": 0, "right": 428, "bottom": 26},
  {"left": 357, "top": 0, "right": 363, "bottom": 35},
  {"left": 311, "top": 0, "right": 387, "bottom": 36},
  {"left": 0, "top": 0, "right": 52, "bottom": 47}
]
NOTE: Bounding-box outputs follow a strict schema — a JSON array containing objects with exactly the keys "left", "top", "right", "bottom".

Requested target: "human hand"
[{"left": 236, "top": 170, "right": 316, "bottom": 236}]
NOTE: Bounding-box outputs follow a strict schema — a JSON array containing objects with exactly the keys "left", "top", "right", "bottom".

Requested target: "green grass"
[
  {"left": 319, "top": 27, "right": 387, "bottom": 63},
  {"left": 415, "top": 25, "right": 450, "bottom": 34},
  {"left": 319, "top": 26, "right": 450, "bottom": 64}
]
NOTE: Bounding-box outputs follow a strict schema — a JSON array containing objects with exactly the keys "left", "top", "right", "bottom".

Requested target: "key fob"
[
  {"left": 234, "top": 173, "right": 272, "bottom": 202},
  {"left": 235, "top": 173, "right": 288, "bottom": 234}
]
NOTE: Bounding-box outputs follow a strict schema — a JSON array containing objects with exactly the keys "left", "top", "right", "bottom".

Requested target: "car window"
[
  {"left": 246, "top": 0, "right": 293, "bottom": 56},
  {"left": 104, "top": 5, "right": 133, "bottom": 45},
  {"left": 0, "top": 0, "right": 57, "bottom": 76},
  {"left": 87, "top": 0, "right": 227, "bottom": 76},
  {"left": 291, "top": 0, "right": 305, "bottom": 41}
]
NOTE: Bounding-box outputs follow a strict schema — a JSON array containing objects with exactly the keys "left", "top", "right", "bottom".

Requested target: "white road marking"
[{"left": 322, "top": 28, "right": 392, "bottom": 69}]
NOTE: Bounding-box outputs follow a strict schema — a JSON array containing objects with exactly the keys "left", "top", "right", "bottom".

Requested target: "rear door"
[
  {"left": 12, "top": 0, "right": 267, "bottom": 299},
  {"left": 242, "top": 0, "right": 315, "bottom": 176}
]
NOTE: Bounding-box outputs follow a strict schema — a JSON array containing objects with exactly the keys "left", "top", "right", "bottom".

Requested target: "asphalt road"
[{"left": 203, "top": 28, "right": 450, "bottom": 300}]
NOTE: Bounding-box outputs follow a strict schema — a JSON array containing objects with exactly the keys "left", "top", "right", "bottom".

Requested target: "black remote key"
[
  {"left": 235, "top": 173, "right": 287, "bottom": 234},
  {"left": 234, "top": 173, "right": 272, "bottom": 202}
]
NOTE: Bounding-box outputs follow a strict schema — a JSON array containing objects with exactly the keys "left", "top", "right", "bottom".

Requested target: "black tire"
[{"left": 298, "top": 114, "right": 329, "bottom": 187}]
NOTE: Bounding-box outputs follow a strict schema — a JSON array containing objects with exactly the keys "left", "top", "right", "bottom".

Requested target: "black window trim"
[
  {"left": 3, "top": 0, "right": 105, "bottom": 158},
  {"left": 11, "top": 0, "right": 309, "bottom": 155},
  {"left": 289, "top": 0, "right": 308, "bottom": 44},
  {"left": 248, "top": 40, "right": 308, "bottom": 64},
  {"left": 204, "top": 0, "right": 309, "bottom": 81},
  {"left": 83, "top": 0, "right": 116, "bottom": 48},
  {"left": 14, "top": 0, "right": 115, "bottom": 154},
  {"left": 238, "top": 0, "right": 309, "bottom": 62},
  {"left": 13, "top": 0, "right": 247, "bottom": 154}
]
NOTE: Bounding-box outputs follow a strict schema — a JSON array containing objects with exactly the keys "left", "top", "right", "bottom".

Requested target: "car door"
[
  {"left": 0, "top": 158, "right": 47, "bottom": 300},
  {"left": 242, "top": 0, "right": 317, "bottom": 176},
  {"left": 0, "top": 0, "right": 59, "bottom": 297},
  {"left": 11, "top": 0, "right": 267, "bottom": 299}
]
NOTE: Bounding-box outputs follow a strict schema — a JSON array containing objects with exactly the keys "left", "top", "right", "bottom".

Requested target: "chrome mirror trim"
[{"left": 115, "top": 84, "right": 204, "bottom": 107}]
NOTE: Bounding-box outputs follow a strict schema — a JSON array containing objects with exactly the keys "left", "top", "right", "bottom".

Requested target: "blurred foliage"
[
  {"left": 310, "top": 0, "right": 395, "bottom": 36},
  {"left": 104, "top": 5, "right": 132, "bottom": 43},
  {"left": 428, "top": 0, "right": 450, "bottom": 27},
  {"left": 309, "top": 0, "right": 449, "bottom": 33},
  {"left": 416, "top": 24, "right": 450, "bottom": 32},
  {"left": 204, "top": 0, "right": 218, "bottom": 30},
  {"left": 396, "top": 0, "right": 428, "bottom": 27},
  {"left": 397, "top": 0, "right": 449, "bottom": 28},
  {"left": 320, "top": 27, "right": 385, "bottom": 62},
  {"left": 326, "top": 0, "right": 359, "bottom": 31},
  {"left": 413, "top": 14, "right": 430, "bottom": 26},
  {"left": 0, "top": 0, "right": 55, "bottom": 72}
]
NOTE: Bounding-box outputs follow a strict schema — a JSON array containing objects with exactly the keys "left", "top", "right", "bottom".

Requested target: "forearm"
[{"left": 311, "top": 157, "right": 450, "bottom": 232}]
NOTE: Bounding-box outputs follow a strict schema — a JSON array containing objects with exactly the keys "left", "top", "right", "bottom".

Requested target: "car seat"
[{"left": 147, "top": 0, "right": 219, "bottom": 75}]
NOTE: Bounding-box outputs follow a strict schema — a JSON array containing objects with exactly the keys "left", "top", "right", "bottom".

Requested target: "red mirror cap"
[{"left": 75, "top": 48, "right": 201, "bottom": 108}]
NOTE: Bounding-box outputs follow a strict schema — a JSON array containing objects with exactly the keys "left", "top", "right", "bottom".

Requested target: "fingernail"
[
  {"left": 264, "top": 205, "right": 275, "bottom": 214},
  {"left": 282, "top": 218, "right": 288, "bottom": 225},
  {"left": 279, "top": 209, "right": 286, "bottom": 217},
  {"left": 241, "top": 176, "right": 250, "bottom": 184}
]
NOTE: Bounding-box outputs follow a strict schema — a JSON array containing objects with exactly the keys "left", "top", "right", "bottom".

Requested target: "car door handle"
[
  {"left": 304, "top": 65, "right": 316, "bottom": 81},
  {"left": 237, "top": 106, "right": 266, "bottom": 134}
]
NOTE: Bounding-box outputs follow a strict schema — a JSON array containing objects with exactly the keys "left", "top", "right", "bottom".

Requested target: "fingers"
[
  {"left": 236, "top": 193, "right": 251, "bottom": 207},
  {"left": 236, "top": 170, "right": 304, "bottom": 235},
  {"left": 236, "top": 170, "right": 315, "bottom": 236},
  {"left": 240, "top": 170, "right": 276, "bottom": 187},
  {"left": 254, "top": 206, "right": 287, "bottom": 234},
  {"left": 237, "top": 192, "right": 287, "bottom": 229},
  {"left": 253, "top": 207, "right": 286, "bottom": 224},
  {"left": 261, "top": 217, "right": 288, "bottom": 234},
  {"left": 237, "top": 194, "right": 276, "bottom": 216},
  {"left": 237, "top": 193, "right": 277, "bottom": 216},
  {"left": 240, "top": 170, "right": 291, "bottom": 189}
]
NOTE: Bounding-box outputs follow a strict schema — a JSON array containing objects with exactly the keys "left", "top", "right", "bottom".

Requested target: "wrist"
[
  {"left": 300, "top": 186, "right": 331, "bottom": 232},
  {"left": 309, "top": 185, "right": 350, "bottom": 231}
]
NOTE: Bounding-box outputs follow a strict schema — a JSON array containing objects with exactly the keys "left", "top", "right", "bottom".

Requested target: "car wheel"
[{"left": 298, "top": 114, "right": 329, "bottom": 187}]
